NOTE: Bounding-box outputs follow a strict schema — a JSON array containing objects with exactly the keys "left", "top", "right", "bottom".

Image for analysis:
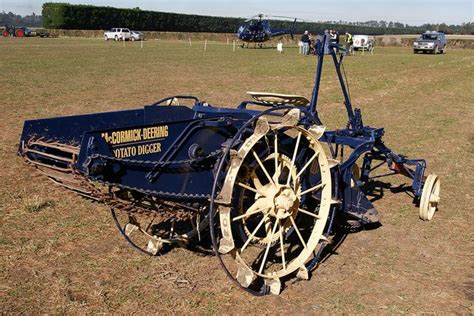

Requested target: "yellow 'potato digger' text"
[{"left": 112, "top": 142, "right": 162, "bottom": 159}]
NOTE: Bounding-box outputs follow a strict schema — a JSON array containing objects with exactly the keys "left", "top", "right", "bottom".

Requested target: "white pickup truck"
[{"left": 104, "top": 28, "right": 131, "bottom": 41}]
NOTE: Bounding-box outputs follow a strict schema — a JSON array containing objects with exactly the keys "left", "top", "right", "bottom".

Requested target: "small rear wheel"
[
  {"left": 419, "top": 174, "right": 440, "bottom": 221},
  {"left": 2, "top": 30, "right": 9, "bottom": 37}
]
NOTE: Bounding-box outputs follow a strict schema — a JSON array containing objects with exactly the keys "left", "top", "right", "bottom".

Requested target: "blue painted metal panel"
[
  {"left": 74, "top": 112, "right": 244, "bottom": 199},
  {"left": 19, "top": 109, "right": 145, "bottom": 149}
]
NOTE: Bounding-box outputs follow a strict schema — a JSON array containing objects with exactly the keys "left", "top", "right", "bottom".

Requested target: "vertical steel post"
[
  {"left": 330, "top": 48, "right": 355, "bottom": 126},
  {"left": 308, "top": 35, "right": 326, "bottom": 116}
]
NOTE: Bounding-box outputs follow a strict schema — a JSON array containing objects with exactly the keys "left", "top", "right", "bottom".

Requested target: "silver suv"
[{"left": 413, "top": 31, "right": 447, "bottom": 54}]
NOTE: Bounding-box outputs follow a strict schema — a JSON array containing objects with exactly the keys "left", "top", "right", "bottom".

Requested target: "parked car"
[
  {"left": 413, "top": 31, "right": 447, "bottom": 54},
  {"left": 104, "top": 28, "right": 131, "bottom": 41},
  {"left": 130, "top": 31, "right": 144, "bottom": 41}
]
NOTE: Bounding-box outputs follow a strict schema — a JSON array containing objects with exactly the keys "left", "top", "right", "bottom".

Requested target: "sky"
[{"left": 1, "top": 0, "right": 473, "bottom": 25}]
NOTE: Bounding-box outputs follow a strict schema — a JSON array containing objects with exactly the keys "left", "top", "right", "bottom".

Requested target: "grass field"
[{"left": 1, "top": 37, "right": 473, "bottom": 313}]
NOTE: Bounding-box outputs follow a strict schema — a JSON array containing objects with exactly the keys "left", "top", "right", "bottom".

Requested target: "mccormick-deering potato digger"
[{"left": 18, "top": 35, "right": 440, "bottom": 295}]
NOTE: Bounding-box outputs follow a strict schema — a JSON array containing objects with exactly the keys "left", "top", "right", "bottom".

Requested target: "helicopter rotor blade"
[
  {"left": 266, "top": 15, "right": 298, "bottom": 21},
  {"left": 291, "top": 18, "right": 297, "bottom": 39},
  {"left": 267, "top": 15, "right": 317, "bottom": 24},
  {"left": 244, "top": 15, "right": 259, "bottom": 22}
]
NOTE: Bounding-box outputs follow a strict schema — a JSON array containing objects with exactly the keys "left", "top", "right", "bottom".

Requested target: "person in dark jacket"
[{"left": 301, "top": 30, "right": 310, "bottom": 55}]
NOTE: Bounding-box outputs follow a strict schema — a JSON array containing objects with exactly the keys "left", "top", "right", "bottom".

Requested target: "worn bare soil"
[{"left": 1, "top": 37, "right": 473, "bottom": 313}]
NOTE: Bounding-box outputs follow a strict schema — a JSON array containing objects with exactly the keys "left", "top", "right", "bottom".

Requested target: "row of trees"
[
  {"left": 418, "top": 22, "right": 474, "bottom": 35},
  {"left": 266, "top": 20, "right": 421, "bottom": 35},
  {"left": 327, "top": 20, "right": 409, "bottom": 28},
  {"left": 323, "top": 19, "right": 474, "bottom": 34},
  {"left": 0, "top": 11, "right": 42, "bottom": 27},
  {"left": 40, "top": 3, "right": 424, "bottom": 35},
  {"left": 42, "top": 3, "right": 244, "bottom": 32}
]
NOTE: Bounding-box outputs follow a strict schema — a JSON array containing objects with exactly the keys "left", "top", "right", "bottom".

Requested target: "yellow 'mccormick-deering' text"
[{"left": 101, "top": 125, "right": 169, "bottom": 145}]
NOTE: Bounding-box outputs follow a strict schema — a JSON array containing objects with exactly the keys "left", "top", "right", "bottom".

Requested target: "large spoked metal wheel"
[
  {"left": 419, "top": 174, "right": 440, "bottom": 221},
  {"left": 210, "top": 108, "right": 333, "bottom": 295}
]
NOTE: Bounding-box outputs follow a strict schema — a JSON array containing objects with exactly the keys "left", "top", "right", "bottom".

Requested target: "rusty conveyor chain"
[
  {"left": 85, "top": 149, "right": 223, "bottom": 201},
  {"left": 24, "top": 150, "right": 201, "bottom": 223},
  {"left": 43, "top": 167, "right": 199, "bottom": 221}
]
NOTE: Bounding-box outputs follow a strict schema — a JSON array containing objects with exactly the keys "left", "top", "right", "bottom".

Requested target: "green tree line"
[
  {"left": 0, "top": 11, "right": 42, "bottom": 27},
  {"left": 42, "top": 3, "right": 244, "bottom": 32}
]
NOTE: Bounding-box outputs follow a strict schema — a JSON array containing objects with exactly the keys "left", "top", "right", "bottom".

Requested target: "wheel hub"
[
  {"left": 273, "top": 186, "right": 298, "bottom": 219},
  {"left": 256, "top": 179, "right": 299, "bottom": 220},
  {"left": 239, "top": 152, "right": 302, "bottom": 245}
]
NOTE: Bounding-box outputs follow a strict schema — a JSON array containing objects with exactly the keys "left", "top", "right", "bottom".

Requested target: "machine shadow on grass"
[{"left": 361, "top": 180, "right": 418, "bottom": 204}]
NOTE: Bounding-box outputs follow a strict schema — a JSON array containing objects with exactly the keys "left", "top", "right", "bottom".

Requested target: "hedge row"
[
  {"left": 42, "top": 3, "right": 244, "bottom": 32},
  {"left": 42, "top": 3, "right": 420, "bottom": 35}
]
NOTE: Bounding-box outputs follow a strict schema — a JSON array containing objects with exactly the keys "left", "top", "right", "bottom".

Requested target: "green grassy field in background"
[{"left": 0, "top": 37, "right": 473, "bottom": 313}]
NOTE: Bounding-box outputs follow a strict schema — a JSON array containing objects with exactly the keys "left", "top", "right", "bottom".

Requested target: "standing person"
[
  {"left": 330, "top": 29, "right": 337, "bottom": 43},
  {"left": 277, "top": 39, "right": 283, "bottom": 53},
  {"left": 335, "top": 30, "right": 340, "bottom": 52},
  {"left": 368, "top": 38, "right": 375, "bottom": 54},
  {"left": 301, "top": 30, "right": 310, "bottom": 55},
  {"left": 308, "top": 32, "right": 314, "bottom": 54},
  {"left": 345, "top": 32, "right": 353, "bottom": 55},
  {"left": 308, "top": 32, "right": 315, "bottom": 54}
]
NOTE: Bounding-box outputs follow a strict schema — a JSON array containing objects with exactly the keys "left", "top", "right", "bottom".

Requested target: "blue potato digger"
[{"left": 18, "top": 36, "right": 440, "bottom": 295}]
